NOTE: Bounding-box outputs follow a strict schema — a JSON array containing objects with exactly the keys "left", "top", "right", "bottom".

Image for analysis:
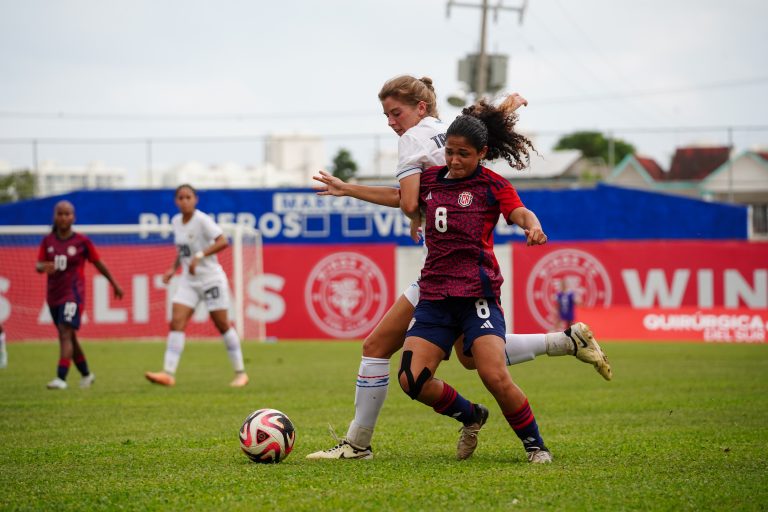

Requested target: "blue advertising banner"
[{"left": 0, "top": 184, "right": 748, "bottom": 243}]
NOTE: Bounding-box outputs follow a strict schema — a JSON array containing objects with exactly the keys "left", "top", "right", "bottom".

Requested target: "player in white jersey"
[
  {"left": 145, "top": 184, "right": 249, "bottom": 388},
  {"left": 306, "top": 75, "right": 612, "bottom": 460}
]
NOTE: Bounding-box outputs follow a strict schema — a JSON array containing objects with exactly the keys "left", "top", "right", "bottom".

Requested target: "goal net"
[{"left": 0, "top": 224, "right": 265, "bottom": 342}]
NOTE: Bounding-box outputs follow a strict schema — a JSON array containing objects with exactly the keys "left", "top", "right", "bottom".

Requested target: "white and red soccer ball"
[{"left": 239, "top": 408, "right": 296, "bottom": 463}]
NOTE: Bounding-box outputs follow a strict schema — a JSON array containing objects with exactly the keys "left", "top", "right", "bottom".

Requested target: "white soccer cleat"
[
  {"left": 527, "top": 448, "right": 553, "bottom": 464},
  {"left": 569, "top": 322, "right": 612, "bottom": 381},
  {"left": 46, "top": 378, "right": 68, "bottom": 390},
  {"left": 80, "top": 373, "right": 95, "bottom": 389},
  {"left": 306, "top": 439, "right": 373, "bottom": 460}
]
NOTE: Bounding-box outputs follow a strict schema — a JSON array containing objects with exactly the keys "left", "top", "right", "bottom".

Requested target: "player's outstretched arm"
[
  {"left": 509, "top": 207, "right": 547, "bottom": 246},
  {"left": 93, "top": 260, "right": 124, "bottom": 299},
  {"left": 313, "top": 170, "right": 400, "bottom": 208}
]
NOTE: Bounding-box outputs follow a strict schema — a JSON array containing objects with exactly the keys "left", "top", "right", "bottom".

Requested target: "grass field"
[{"left": 1, "top": 340, "right": 767, "bottom": 511}]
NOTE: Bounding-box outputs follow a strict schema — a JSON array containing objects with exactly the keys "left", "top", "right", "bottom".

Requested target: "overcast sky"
[{"left": 1, "top": 0, "right": 766, "bottom": 184}]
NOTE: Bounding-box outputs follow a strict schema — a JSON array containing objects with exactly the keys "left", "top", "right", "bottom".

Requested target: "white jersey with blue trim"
[
  {"left": 395, "top": 116, "right": 447, "bottom": 182},
  {"left": 172, "top": 209, "right": 225, "bottom": 280}
]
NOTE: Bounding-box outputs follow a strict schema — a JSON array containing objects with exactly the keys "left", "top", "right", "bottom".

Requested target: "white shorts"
[
  {"left": 172, "top": 271, "right": 231, "bottom": 312},
  {"left": 402, "top": 281, "right": 420, "bottom": 308}
]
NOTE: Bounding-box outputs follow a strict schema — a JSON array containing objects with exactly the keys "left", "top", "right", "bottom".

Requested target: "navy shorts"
[
  {"left": 406, "top": 297, "right": 506, "bottom": 357},
  {"left": 49, "top": 302, "right": 82, "bottom": 330}
]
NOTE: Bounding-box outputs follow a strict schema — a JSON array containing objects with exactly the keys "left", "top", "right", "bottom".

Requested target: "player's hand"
[
  {"left": 162, "top": 268, "right": 175, "bottom": 284},
  {"left": 39, "top": 261, "right": 56, "bottom": 275},
  {"left": 500, "top": 92, "right": 528, "bottom": 113},
  {"left": 188, "top": 259, "right": 198, "bottom": 276},
  {"left": 313, "top": 170, "right": 347, "bottom": 196},
  {"left": 409, "top": 217, "right": 423, "bottom": 243},
  {"left": 524, "top": 227, "right": 547, "bottom": 246},
  {"left": 113, "top": 284, "right": 124, "bottom": 299}
]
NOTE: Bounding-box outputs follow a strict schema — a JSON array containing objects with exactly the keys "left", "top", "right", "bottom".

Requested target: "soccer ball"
[{"left": 239, "top": 408, "right": 296, "bottom": 463}]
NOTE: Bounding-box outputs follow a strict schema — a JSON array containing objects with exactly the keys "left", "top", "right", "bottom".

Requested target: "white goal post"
[{"left": 0, "top": 224, "right": 265, "bottom": 342}]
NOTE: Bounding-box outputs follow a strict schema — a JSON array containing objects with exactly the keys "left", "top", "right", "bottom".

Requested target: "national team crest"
[
  {"left": 526, "top": 248, "right": 612, "bottom": 330},
  {"left": 304, "top": 252, "right": 388, "bottom": 338},
  {"left": 458, "top": 191, "right": 473, "bottom": 207}
]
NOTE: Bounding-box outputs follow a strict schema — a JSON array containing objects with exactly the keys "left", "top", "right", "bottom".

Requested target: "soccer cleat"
[
  {"left": 569, "top": 322, "right": 612, "bottom": 381},
  {"left": 306, "top": 440, "right": 373, "bottom": 460},
  {"left": 145, "top": 371, "right": 176, "bottom": 387},
  {"left": 230, "top": 372, "right": 249, "bottom": 388},
  {"left": 80, "top": 373, "right": 95, "bottom": 389},
  {"left": 527, "top": 448, "right": 553, "bottom": 464},
  {"left": 46, "top": 378, "right": 68, "bottom": 390},
  {"left": 456, "top": 403, "right": 490, "bottom": 460}
]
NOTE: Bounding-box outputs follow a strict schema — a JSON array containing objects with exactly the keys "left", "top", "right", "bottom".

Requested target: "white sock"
[
  {"left": 346, "top": 356, "right": 390, "bottom": 448},
  {"left": 504, "top": 333, "right": 547, "bottom": 365},
  {"left": 545, "top": 331, "right": 575, "bottom": 356},
  {"left": 163, "top": 331, "right": 185, "bottom": 375},
  {"left": 222, "top": 328, "right": 245, "bottom": 373}
]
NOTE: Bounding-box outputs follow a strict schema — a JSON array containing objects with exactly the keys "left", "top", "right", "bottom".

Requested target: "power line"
[
  {"left": 0, "top": 125, "right": 766, "bottom": 144},
  {"left": 0, "top": 76, "right": 766, "bottom": 122},
  {"left": 533, "top": 76, "right": 768, "bottom": 105}
]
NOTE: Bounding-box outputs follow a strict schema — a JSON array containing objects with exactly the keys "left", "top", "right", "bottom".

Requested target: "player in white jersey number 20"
[{"left": 145, "top": 184, "right": 249, "bottom": 388}]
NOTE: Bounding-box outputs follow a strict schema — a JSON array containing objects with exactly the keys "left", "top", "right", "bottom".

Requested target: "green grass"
[{"left": 1, "top": 340, "right": 767, "bottom": 511}]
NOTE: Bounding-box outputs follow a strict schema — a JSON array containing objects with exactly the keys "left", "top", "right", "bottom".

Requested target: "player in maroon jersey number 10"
[{"left": 35, "top": 201, "right": 124, "bottom": 390}]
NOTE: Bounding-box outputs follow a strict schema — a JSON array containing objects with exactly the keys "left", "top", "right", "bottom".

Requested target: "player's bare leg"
[
  {"left": 456, "top": 326, "right": 612, "bottom": 381},
  {"left": 210, "top": 309, "right": 248, "bottom": 387},
  {"left": 306, "top": 293, "right": 415, "bottom": 460},
  {"left": 145, "top": 303, "right": 194, "bottom": 387},
  {"left": 71, "top": 332, "right": 95, "bottom": 388},
  {"left": 472, "top": 335, "right": 551, "bottom": 463},
  {"left": 398, "top": 336, "right": 489, "bottom": 461},
  {"left": 48, "top": 324, "right": 75, "bottom": 390}
]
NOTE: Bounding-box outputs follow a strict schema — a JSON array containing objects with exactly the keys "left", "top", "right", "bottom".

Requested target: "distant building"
[
  {"left": 34, "top": 160, "right": 127, "bottom": 197},
  {"left": 264, "top": 134, "right": 326, "bottom": 186},
  {"left": 160, "top": 161, "right": 286, "bottom": 189},
  {"left": 356, "top": 148, "right": 597, "bottom": 190},
  {"left": 609, "top": 146, "right": 768, "bottom": 236},
  {"left": 488, "top": 149, "right": 603, "bottom": 190}
]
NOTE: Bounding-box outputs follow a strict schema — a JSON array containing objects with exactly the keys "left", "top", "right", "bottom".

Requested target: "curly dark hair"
[{"left": 448, "top": 99, "right": 534, "bottom": 170}]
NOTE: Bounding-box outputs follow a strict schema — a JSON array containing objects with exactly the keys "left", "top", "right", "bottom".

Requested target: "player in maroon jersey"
[
  {"left": 398, "top": 100, "right": 554, "bottom": 463},
  {"left": 35, "top": 200, "right": 124, "bottom": 390}
]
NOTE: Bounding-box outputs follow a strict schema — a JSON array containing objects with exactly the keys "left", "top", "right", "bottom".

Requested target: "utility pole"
[{"left": 447, "top": 0, "right": 527, "bottom": 98}]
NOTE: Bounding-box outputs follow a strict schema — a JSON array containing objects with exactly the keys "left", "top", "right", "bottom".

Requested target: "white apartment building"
[
  {"left": 160, "top": 161, "right": 289, "bottom": 188},
  {"left": 35, "top": 160, "right": 127, "bottom": 197},
  {"left": 264, "top": 133, "right": 326, "bottom": 186}
]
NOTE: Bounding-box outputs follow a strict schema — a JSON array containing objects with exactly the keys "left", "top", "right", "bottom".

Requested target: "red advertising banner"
[
  {"left": 0, "top": 244, "right": 395, "bottom": 341},
  {"left": 512, "top": 241, "right": 768, "bottom": 343},
  {"left": 578, "top": 307, "right": 767, "bottom": 343}
]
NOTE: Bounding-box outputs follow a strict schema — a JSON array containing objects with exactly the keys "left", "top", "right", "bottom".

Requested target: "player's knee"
[
  {"left": 398, "top": 350, "right": 431, "bottom": 400},
  {"left": 456, "top": 353, "right": 476, "bottom": 370},
  {"left": 478, "top": 368, "right": 510, "bottom": 395},
  {"left": 362, "top": 333, "right": 398, "bottom": 359}
]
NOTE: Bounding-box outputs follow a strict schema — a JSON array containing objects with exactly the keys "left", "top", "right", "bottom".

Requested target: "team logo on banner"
[
  {"left": 526, "top": 248, "right": 612, "bottom": 330},
  {"left": 458, "top": 191, "right": 473, "bottom": 207},
  {"left": 305, "top": 252, "right": 388, "bottom": 338}
]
